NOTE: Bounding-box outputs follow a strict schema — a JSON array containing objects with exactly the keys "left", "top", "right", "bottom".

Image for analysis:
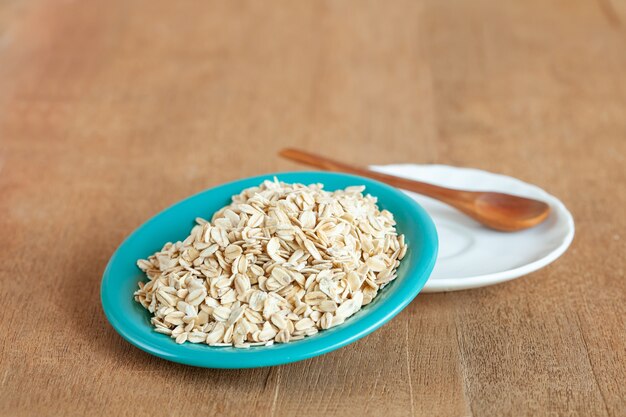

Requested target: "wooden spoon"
[{"left": 279, "top": 148, "right": 550, "bottom": 232}]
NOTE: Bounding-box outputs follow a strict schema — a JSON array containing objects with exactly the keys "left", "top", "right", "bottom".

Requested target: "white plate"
[{"left": 371, "top": 164, "right": 575, "bottom": 292}]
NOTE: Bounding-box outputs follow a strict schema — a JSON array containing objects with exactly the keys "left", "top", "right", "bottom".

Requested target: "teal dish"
[{"left": 101, "top": 172, "right": 438, "bottom": 368}]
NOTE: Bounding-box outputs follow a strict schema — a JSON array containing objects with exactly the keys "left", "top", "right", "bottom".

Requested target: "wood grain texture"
[{"left": 0, "top": 0, "right": 624, "bottom": 416}]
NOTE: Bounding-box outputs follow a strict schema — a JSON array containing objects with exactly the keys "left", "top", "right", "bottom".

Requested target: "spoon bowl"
[{"left": 473, "top": 192, "right": 551, "bottom": 232}]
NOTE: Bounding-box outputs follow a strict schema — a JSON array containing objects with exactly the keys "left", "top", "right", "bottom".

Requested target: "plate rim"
[
  {"left": 371, "top": 164, "right": 575, "bottom": 292},
  {"left": 100, "top": 171, "right": 438, "bottom": 368}
]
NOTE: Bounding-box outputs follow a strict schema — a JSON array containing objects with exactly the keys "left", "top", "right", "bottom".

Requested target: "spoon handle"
[{"left": 279, "top": 148, "right": 474, "bottom": 205}]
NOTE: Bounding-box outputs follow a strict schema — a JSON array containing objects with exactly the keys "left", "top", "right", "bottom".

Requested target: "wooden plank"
[{"left": 0, "top": 0, "right": 624, "bottom": 416}]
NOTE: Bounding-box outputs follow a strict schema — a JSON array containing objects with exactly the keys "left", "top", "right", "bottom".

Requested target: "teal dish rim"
[{"left": 101, "top": 171, "right": 438, "bottom": 368}]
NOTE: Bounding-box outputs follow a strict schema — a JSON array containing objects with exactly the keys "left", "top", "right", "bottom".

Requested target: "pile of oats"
[{"left": 134, "top": 179, "right": 407, "bottom": 348}]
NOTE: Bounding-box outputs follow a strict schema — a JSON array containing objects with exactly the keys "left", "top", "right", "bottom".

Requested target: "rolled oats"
[{"left": 134, "top": 179, "right": 407, "bottom": 347}]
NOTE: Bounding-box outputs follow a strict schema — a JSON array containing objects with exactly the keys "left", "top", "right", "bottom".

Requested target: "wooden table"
[{"left": 1, "top": 1, "right": 624, "bottom": 416}]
